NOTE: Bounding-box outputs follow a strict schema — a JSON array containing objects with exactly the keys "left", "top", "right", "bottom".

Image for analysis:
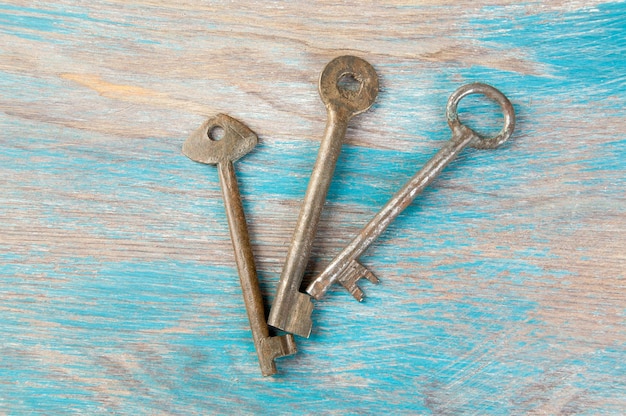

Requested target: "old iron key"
[
  {"left": 268, "top": 56, "right": 379, "bottom": 337},
  {"left": 183, "top": 114, "right": 297, "bottom": 376},
  {"left": 306, "top": 83, "right": 516, "bottom": 301}
]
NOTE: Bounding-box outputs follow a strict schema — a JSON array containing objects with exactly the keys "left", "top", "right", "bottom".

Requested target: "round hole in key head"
[
  {"left": 337, "top": 72, "right": 362, "bottom": 93},
  {"left": 208, "top": 125, "right": 225, "bottom": 141},
  {"left": 454, "top": 94, "right": 503, "bottom": 137},
  {"left": 446, "top": 82, "right": 516, "bottom": 149},
  {"left": 319, "top": 55, "right": 379, "bottom": 118}
]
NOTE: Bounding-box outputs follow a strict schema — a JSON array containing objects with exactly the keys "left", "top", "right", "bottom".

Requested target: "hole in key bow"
[
  {"left": 337, "top": 72, "right": 362, "bottom": 93},
  {"left": 456, "top": 94, "right": 504, "bottom": 139},
  {"left": 208, "top": 125, "right": 225, "bottom": 141}
]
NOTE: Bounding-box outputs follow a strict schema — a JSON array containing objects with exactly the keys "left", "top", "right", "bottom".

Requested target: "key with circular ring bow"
[
  {"left": 183, "top": 114, "right": 297, "bottom": 376},
  {"left": 306, "top": 83, "right": 516, "bottom": 301}
]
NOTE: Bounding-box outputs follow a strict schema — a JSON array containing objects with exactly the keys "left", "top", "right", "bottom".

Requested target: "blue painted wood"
[{"left": 1, "top": 1, "right": 625, "bottom": 414}]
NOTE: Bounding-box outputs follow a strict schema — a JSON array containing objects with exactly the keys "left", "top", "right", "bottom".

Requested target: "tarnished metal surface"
[
  {"left": 183, "top": 114, "right": 296, "bottom": 376},
  {"left": 268, "top": 56, "right": 379, "bottom": 338},
  {"left": 306, "top": 83, "right": 516, "bottom": 301}
]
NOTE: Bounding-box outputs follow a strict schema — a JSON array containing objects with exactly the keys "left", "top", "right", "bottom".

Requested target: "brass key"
[
  {"left": 268, "top": 56, "right": 379, "bottom": 337},
  {"left": 183, "top": 114, "right": 297, "bottom": 376}
]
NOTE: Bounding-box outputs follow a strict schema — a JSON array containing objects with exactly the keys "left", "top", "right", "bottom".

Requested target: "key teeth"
[
  {"left": 269, "top": 292, "right": 314, "bottom": 338},
  {"left": 258, "top": 334, "right": 297, "bottom": 377},
  {"left": 364, "top": 267, "right": 380, "bottom": 285},
  {"left": 286, "top": 292, "right": 314, "bottom": 338},
  {"left": 337, "top": 260, "right": 379, "bottom": 302},
  {"left": 265, "top": 334, "right": 298, "bottom": 360},
  {"left": 280, "top": 334, "right": 298, "bottom": 358}
]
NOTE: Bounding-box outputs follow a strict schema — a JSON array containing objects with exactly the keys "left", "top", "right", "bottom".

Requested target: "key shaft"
[
  {"left": 267, "top": 111, "right": 347, "bottom": 337},
  {"left": 306, "top": 83, "right": 516, "bottom": 300},
  {"left": 218, "top": 161, "right": 297, "bottom": 376}
]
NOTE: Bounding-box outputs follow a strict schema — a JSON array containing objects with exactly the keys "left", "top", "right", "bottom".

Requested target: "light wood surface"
[{"left": 1, "top": 1, "right": 625, "bottom": 414}]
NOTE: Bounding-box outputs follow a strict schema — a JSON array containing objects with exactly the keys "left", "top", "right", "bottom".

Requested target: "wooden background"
[{"left": 1, "top": 1, "right": 625, "bottom": 414}]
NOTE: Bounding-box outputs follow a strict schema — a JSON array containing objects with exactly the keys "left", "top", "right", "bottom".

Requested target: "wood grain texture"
[{"left": 1, "top": 1, "right": 625, "bottom": 414}]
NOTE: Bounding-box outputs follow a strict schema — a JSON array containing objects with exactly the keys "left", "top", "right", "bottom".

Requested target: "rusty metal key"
[
  {"left": 183, "top": 114, "right": 296, "bottom": 376},
  {"left": 306, "top": 83, "right": 516, "bottom": 301},
  {"left": 268, "top": 56, "right": 379, "bottom": 338}
]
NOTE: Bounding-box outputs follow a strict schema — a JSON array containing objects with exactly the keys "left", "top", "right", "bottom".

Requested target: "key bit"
[
  {"left": 336, "top": 259, "right": 379, "bottom": 302},
  {"left": 306, "top": 83, "right": 516, "bottom": 301},
  {"left": 268, "top": 56, "right": 379, "bottom": 337},
  {"left": 183, "top": 114, "right": 297, "bottom": 376}
]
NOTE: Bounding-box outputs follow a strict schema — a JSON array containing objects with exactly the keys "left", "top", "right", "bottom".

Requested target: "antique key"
[
  {"left": 183, "top": 114, "right": 297, "bottom": 376},
  {"left": 307, "top": 83, "right": 516, "bottom": 301},
  {"left": 268, "top": 56, "right": 379, "bottom": 337}
]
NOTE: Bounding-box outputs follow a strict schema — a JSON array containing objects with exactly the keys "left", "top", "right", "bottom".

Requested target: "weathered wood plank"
[{"left": 1, "top": 1, "right": 624, "bottom": 413}]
